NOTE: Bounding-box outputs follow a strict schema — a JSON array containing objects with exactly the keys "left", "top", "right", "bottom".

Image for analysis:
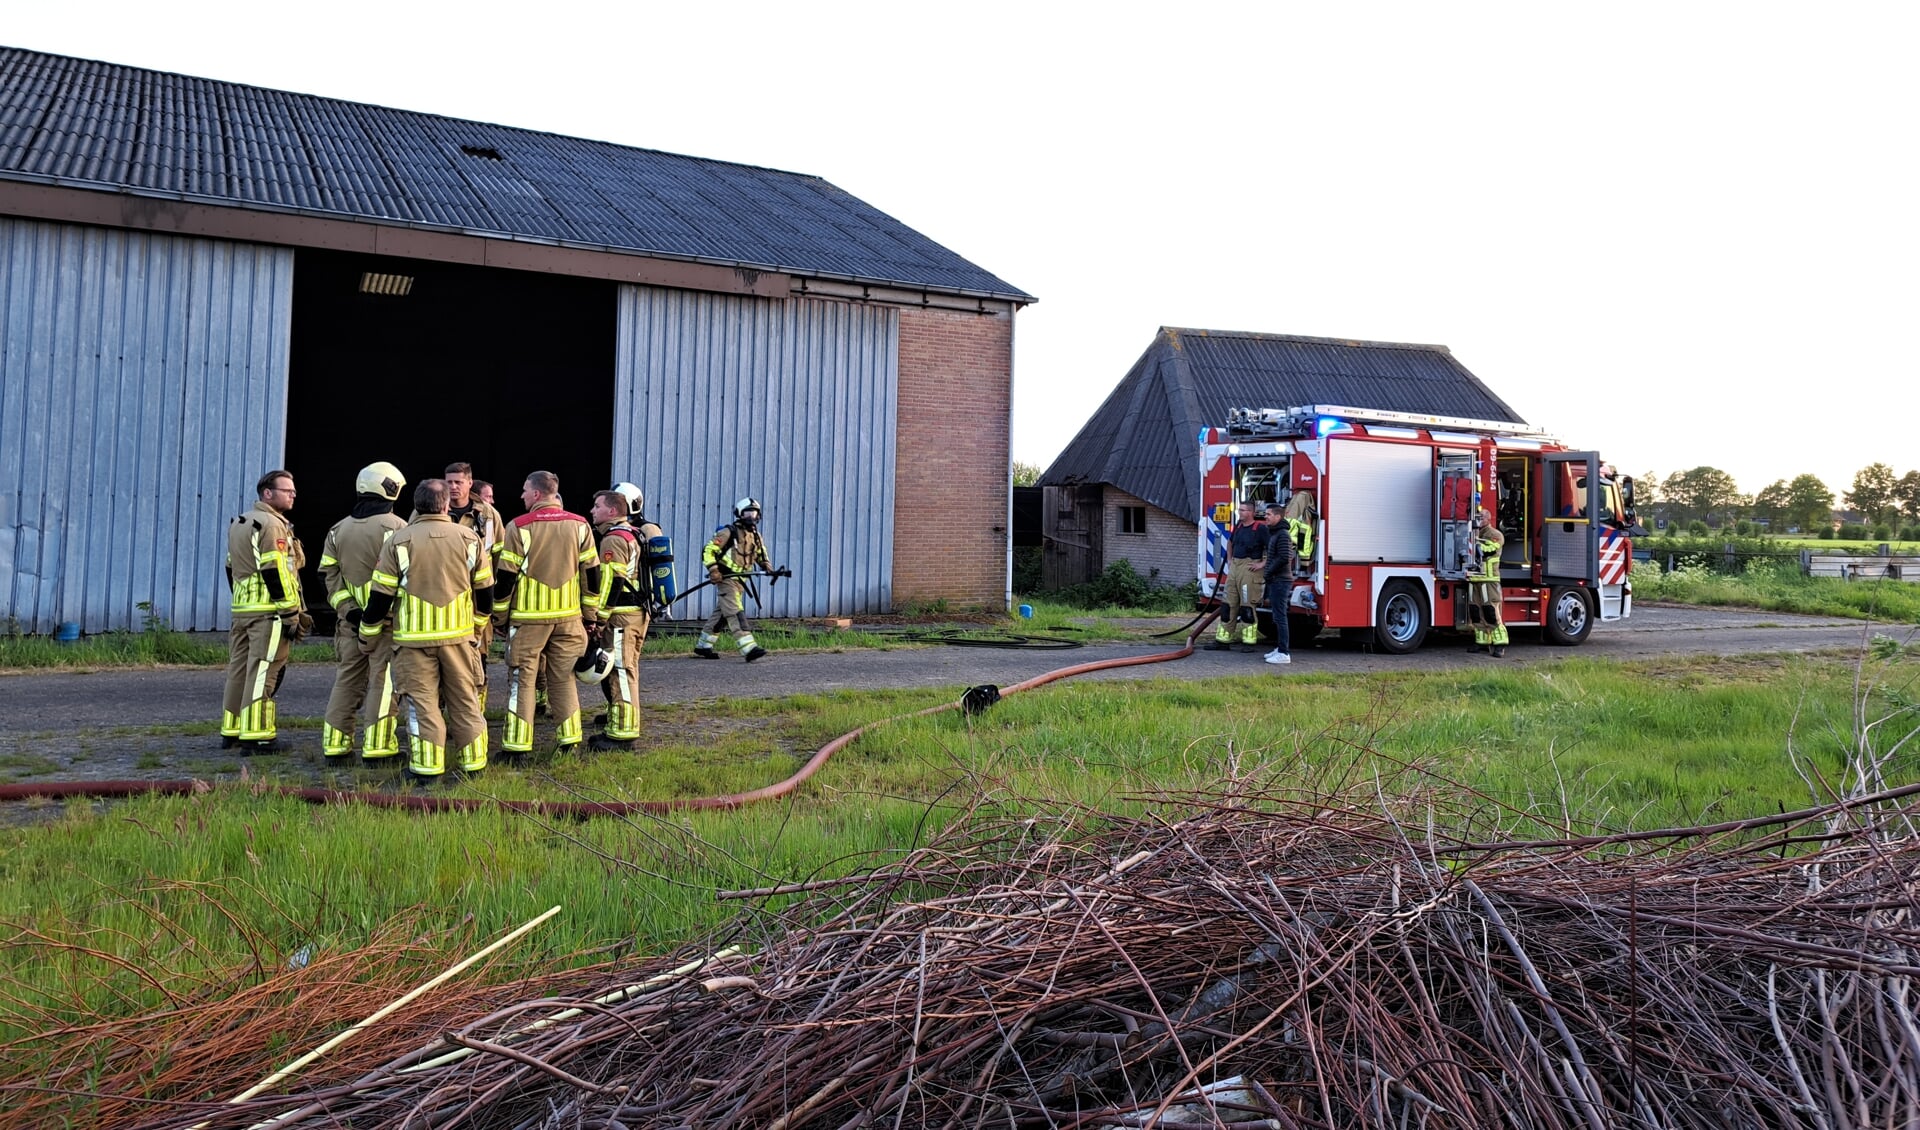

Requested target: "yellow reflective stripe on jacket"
[
  {"left": 233, "top": 526, "right": 299, "bottom": 613},
  {"left": 511, "top": 574, "right": 581, "bottom": 620},
  {"left": 230, "top": 573, "right": 280, "bottom": 614},
  {"left": 327, "top": 587, "right": 352, "bottom": 609},
  {"left": 395, "top": 590, "right": 477, "bottom": 642}
]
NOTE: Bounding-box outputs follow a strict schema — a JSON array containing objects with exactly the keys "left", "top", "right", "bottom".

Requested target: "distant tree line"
[{"left": 1635, "top": 463, "right": 1920, "bottom": 538}]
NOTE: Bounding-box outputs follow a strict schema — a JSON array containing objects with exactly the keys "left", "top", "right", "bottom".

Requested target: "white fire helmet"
[
  {"left": 734, "top": 496, "right": 762, "bottom": 518},
  {"left": 574, "top": 646, "right": 613, "bottom": 686},
  {"left": 612, "top": 481, "right": 644, "bottom": 514},
  {"left": 355, "top": 461, "right": 406, "bottom": 501}
]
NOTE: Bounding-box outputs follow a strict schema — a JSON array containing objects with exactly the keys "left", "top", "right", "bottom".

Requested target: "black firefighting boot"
[
  {"left": 1490, "top": 645, "right": 1506, "bottom": 658},
  {"left": 744, "top": 646, "right": 769, "bottom": 662},
  {"left": 588, "top": 733, "right": 633, "bottom": 752}
]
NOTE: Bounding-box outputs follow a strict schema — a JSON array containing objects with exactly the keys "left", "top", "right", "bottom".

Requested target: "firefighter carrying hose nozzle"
[
  {"left": 1208, "top": 501, "right": 1269, "bottom": 652},
  {"left": 695, "top": 497, "right": 786, "bottom": 662},
  {"left": 1466, "top": 506, "right": 1507, "bottom": 658}
]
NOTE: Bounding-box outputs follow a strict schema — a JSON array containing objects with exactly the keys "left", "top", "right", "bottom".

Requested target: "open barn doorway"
[{"left": 286, "top": 249, "right": 616, "bottom": 625}]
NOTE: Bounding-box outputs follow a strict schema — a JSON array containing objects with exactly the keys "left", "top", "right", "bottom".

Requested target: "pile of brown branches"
[{"left": 84, "top": 771, "right": 1920, "bottom": 1130}]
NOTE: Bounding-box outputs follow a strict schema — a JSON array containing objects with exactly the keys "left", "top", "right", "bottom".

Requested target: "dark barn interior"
[{"left": 286, "top": 249, "right": 616, "bottom": 620}]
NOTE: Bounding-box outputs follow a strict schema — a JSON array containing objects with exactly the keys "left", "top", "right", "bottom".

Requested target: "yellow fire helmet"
[{"left": 355, "top": 461, "right": 406, "bottom": 501}]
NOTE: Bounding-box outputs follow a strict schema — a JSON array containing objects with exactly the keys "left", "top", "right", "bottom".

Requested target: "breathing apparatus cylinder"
[{"left": 645, "top": 534, "right": 677, "bottom": 607}]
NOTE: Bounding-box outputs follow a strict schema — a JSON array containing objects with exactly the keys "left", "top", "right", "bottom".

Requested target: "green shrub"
[
  {"left": 1872, "top": 524, "right": 1892, "bottom": 542},
  {"left": 1011, "top": 546, "right": 1043, "bottom": 595},
  {"left": 1734, "top": 520, "right": 1755, "bottom": 536},
  {"left": 1637, "top": 534, "right": 1795, "bottom": 577},
  {"left": 1049, "top": 559, "right": 1196, "bottom": 612},
  {"left": 1840, "top": 523, "right": 1868, "bottom": 540}
]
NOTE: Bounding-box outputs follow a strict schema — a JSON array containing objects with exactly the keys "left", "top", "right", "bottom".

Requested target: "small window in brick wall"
[{"left": 1119, "top": 506, "right": 1147, "bottom": 535}]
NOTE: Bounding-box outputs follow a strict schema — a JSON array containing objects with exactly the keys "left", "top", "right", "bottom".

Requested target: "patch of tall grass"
[
  {"left": 0, "top": 630, "right": 335, "bottom": 669},
  {"left": 1, "top": 650, "right": 1912, "bottom": 1035},
  {"left": 1636, "top": 559, "right": 1920, "bottom": 622}
]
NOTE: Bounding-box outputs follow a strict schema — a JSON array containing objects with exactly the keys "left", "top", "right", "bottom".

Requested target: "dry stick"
[
  {"left": 766, "top": 1051, "right": 886, "bottom": 1130},
  {"left": 439, "top": 1032, "right": 623, "bottom": 1095},
  {"left": 1463, "top": 879, "right": 1605, "bottom": 1130},
  {"left": 210, "top": 905, "right": 561, "bottom": 1129}
]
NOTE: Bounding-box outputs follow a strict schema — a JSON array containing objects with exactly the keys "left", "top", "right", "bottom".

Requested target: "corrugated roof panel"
[{"left": 0, "top": 46, "right": 1029, "bottom": 299}]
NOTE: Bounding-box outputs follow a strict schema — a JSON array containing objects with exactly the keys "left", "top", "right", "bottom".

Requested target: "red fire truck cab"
[{"left": 1198, "top": 405, "right": 1640, "bottom": 653}]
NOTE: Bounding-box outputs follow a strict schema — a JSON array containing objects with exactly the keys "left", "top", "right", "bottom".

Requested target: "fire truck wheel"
[
  {"left": 1544, "top": 586, "right": 1594, "bottom": 646},
  {"left": 1374, "top": 581, "right": 1429, "bottom": 655}
]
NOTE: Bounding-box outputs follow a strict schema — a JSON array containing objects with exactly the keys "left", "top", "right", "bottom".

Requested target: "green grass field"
[
  {"left": 1634, "top": 560, "right": 1920, "bottom": 622},
  {"left": 3, "top": 647, "right": 1914, "bottom": 1038}
]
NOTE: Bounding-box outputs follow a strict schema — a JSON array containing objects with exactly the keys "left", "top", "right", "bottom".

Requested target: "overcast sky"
[{"left": 13, "top": 2, "right": 1916, "bottom": 500}]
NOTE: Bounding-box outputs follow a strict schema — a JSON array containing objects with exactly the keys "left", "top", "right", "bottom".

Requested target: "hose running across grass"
[{"left": 0, "top": 614, "right": 1220, "bottom": 818}]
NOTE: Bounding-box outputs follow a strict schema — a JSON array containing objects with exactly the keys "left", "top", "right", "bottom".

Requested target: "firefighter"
[
  {"left": 440, "top": 463, "right": 505, "bottom": 703},
  {"left": 1209, "top": 501, "right": 1269, "bottom": 651},
  {"left": 1283, "top": 491, "right": 1317, "bottom": 576},
  {"left": 358, "top": 478, "right": 494, "bottom": 780},
  {"left": 318, "top": 462, "right": 408, "bottom": 761},
  {"left": 696, "top": 497, "right": 777, "bottom": 661},
  {"left": 221, "top": 470, "right": 308, "bottom": 752},
  {"left": 584, "top": 485, "right": 661, "bottom": 751},
  {"left": 1467, "top": 507, "right": 1508, "bottom": 657},
  {"left": 493, "top": 470, "right": 600, "bottom": 755}
]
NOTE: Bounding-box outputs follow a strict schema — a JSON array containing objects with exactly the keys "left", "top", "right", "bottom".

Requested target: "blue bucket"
[
  {"left": 1017, "top": 604, "right": 1033, "bottom": 619},
  {"left": 54, "top": 621, "right": 80, "bottom": 643}
]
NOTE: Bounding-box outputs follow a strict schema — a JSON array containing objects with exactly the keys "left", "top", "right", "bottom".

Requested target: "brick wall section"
[
  {"left": 893, "top": 306, "right": 1014, "bottom": 609},
  {"left": 1102, "top": 487, "right": 1198, "bottom": 589}
]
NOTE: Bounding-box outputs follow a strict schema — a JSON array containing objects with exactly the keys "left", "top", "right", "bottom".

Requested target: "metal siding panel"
[
  {"left": 0, "top": 217, "right": 291, "bottom": 632},
  {"left": 613, "top": 286, "right": 895, "bottom": 618}
]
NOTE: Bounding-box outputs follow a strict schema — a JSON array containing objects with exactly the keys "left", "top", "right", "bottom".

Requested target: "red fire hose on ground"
[{"left": 0, "top": 618, "right": 1217, "bottom": 818}]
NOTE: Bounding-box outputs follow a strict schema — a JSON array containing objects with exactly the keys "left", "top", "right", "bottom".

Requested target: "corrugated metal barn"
[
  {"left": 1038, "top": 327, "right": 1524, "bottom": 589},
  {"left": 0, "top": 46, "right": 1032, "bottom": 633}
]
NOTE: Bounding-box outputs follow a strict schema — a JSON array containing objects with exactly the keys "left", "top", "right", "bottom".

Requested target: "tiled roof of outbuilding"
[
  {"left": 0, "top": 46, "right": 1032, "bottom": 301},
  {"left": 1041, "top": 328, "right": 1525, "bottom": 518}
]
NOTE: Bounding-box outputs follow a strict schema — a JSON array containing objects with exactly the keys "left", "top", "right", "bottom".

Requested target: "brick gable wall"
[
  {"left": 1102, "top": 487, "right": 1198, "bottom": 589},
  {"left": 892, "top": 307, "right": 1014, "bottom": 609}
]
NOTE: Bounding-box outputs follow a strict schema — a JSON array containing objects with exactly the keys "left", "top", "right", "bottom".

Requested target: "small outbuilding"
[
  {"left": 0, "top": 46, "right": 1032, "bottom": 632},
  {"left": 1038, "top": 327, "right": 1523, "bottom": 589}
]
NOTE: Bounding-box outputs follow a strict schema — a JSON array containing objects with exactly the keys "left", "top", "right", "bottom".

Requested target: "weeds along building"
[
  {"left": 0, "top": 46, "right": 1032, "bottom": 633},
  {"left": 1038, "top": 328, "right": 1522, "bottom": 590}
]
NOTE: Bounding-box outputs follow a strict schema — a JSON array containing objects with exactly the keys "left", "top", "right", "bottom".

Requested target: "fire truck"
[{"left": 1198, "top": 405, "right": 1640, "bottom": 653}]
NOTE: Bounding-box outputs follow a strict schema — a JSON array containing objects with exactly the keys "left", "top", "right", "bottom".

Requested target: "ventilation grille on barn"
[{"left": 359, "top": 272, "right": 415, "bottom": 296}]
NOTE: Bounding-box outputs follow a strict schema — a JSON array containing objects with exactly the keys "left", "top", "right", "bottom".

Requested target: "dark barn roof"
[
  {"left": 1042, "top": 328, "right": 1525, "bottom": 519},
  {"left": 0, "top": 46, "right": 1031, "bottom": 301}
]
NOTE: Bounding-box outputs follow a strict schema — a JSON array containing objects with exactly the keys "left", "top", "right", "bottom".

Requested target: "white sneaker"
[
  {"left": 1263, "top": 649, "right": 1281, "bottom": 660},
  {"left": 1265, "top": 651, "right": 1291, "bottom": 665}
]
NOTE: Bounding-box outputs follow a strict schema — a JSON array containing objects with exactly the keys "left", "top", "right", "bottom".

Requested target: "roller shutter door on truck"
[{"left": 1327, "top": 440, "right": 1433, "bottom": 564}]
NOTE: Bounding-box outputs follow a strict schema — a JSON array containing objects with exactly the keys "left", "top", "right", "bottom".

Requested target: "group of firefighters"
[
  {"left": 219, "top": 461, "right": 785, "bottom": 782},
  {"left": 1210, "top": 494, "right": 1509, "bottom": 661}
]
